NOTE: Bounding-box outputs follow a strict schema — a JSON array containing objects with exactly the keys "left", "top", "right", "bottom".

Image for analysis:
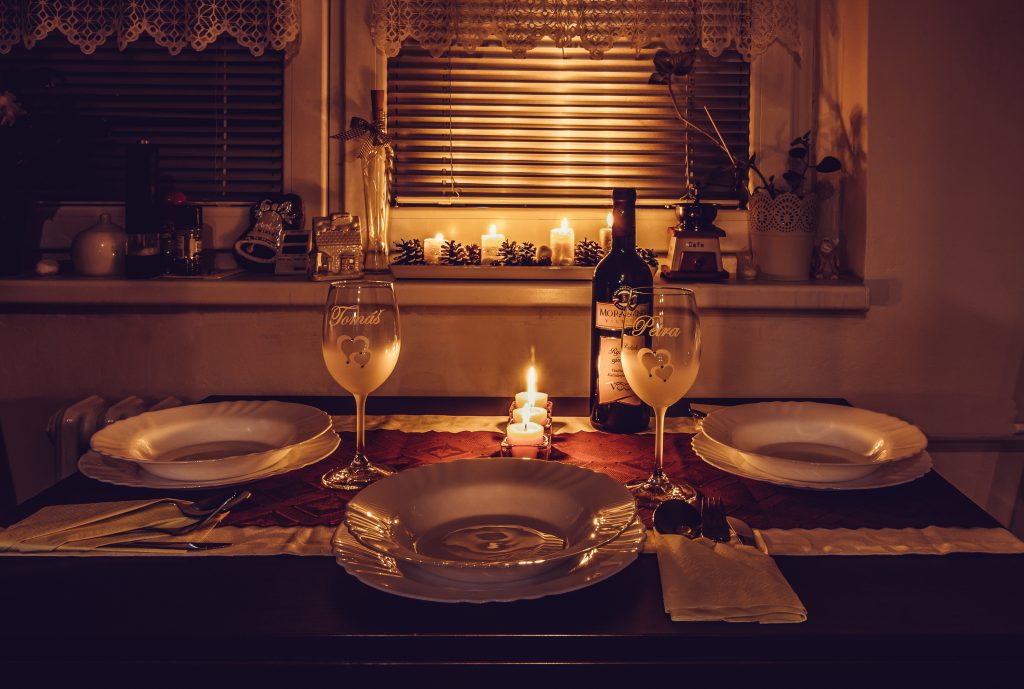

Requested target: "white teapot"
[{"left": 72, "top": 213, "right": 127, "bottom": 277}]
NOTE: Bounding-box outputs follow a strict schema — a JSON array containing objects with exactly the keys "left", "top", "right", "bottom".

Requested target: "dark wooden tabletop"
[{"left": 2, "top": 397, "right": 1023, "bottom": 686}]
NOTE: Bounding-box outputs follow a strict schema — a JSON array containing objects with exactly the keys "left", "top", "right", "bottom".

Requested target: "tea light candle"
[
  {"left": 481, "top": 224, "right": 505, "bottom": 265},
  {"left": 423, "top": 233, "right": 445, "bottom": 264},
  {"left": 512, "top": 405, "right": 548, "bottom": 425},
  {"left": 550, "top": 218, "right": 575, "bottom": 266},
  {"left": 506, "top": 419, "right": 544, "bottom": 446},
  {"left": 599, "top": 212, "right": 613, "bottom": 254},
  {"left": 514, "top": 365, "right": 548, "bottom": 407},
  {"left": 514, "top": 391, "right": 549, "bottom": 407}
]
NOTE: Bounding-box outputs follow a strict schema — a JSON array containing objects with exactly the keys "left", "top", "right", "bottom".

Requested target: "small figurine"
[
  {"left": 814, "top": 236, "right": 841, "bottom": 280},
  {"left": 234, "top": 193, "right": 304, "bottom": 272}
]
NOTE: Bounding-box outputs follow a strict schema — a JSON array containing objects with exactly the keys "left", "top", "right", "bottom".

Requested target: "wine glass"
[
  {"left": 321, "top": 280, "right": 401, "bottom": 490},
  {"left": 619, "top": 286, "right": 701, "bottom": 505}
]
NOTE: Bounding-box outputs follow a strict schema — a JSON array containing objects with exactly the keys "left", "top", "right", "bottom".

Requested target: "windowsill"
[{"left": 0, "top": 273, "right": 869, "bottom": 311}]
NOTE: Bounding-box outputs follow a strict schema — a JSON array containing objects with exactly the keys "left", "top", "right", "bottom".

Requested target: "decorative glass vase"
[
  {"left": 360, "top": 146, "right": 390, "bottom": 273},
  {"left": 361, "top": 89, "right": 391, "bottom": 274}
]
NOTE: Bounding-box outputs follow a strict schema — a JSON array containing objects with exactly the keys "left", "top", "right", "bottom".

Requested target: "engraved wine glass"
[
  {"left": 619, "top": 286, "right": 701, "bottom": 505},
  {"left": 321, "top": 280, "right": 401, "bottom": 490}
]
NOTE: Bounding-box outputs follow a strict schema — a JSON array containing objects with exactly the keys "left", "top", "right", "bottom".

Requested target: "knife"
[{"left": 99, "top": 540, "right": 232, "bottom": 551}]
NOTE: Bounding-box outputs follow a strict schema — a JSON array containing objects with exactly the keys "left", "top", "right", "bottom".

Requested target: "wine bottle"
[
  {"left": 124, "top": 140, "right": 164, "bottom": 279},
  {"left": 589, "top": 188, "right": 653, "bottom": 432}
]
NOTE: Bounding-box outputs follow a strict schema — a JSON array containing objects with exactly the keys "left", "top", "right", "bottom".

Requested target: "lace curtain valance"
[
  {"left": 0, "top": 0, "right": 300, "bottom": 56},
  {"left": 371, "top": 0, "right": 799, "bottom": 60}
]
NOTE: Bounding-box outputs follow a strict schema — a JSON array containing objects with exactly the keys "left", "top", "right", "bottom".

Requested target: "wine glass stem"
[
  {"left": 653, "top": 406, "right": 668, "bottom": 478},
  {"left": 353, "top": 393, "right": 368, "bottom": 463}
]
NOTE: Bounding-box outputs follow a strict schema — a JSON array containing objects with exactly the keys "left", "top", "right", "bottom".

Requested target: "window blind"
[
  {"left": 2, "top": 36, "right": 283, "bottom": 202},
  {"left": 387, "top": 40, "right": 749, "bottom": 206}
]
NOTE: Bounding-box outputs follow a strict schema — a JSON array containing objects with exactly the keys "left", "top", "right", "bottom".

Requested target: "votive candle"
[
  {"left": 599, "top": 212, "right": 613, "bottom": 254},
  {"left": 550, "top": 218, "right": 575, "bottom": 266},
  {"left": 423, "top": 233, "right": 445, "bottom": 264},
  {"left": 512, "top": 405, "right": 549, "bottom": 425},
  {"left": 481, "top": 224, "right": 505, "bottom": 265}
]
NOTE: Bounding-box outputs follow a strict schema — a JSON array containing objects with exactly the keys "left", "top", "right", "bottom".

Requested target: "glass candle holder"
[
  {"left": 500, "top": 433, "right": 551, "bottom": 460},
  {"left": 508, "top": 400, "right": 554, "bottom": 431}
]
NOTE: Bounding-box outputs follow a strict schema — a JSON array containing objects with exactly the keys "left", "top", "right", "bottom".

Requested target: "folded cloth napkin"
[
  {"left": 0, "top": 499, "right": 218, "bottom": 553},
  {"left": 655, "top": 532, "right": 807, "bottom": 623}
]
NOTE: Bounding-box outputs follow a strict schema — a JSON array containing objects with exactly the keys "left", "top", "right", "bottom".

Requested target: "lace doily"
[
  {"left": 371, "top": 0, "right": 799, "bottom": 60},
  {"left": 0, "top": 0, "right": 300, "bottom": 56}
]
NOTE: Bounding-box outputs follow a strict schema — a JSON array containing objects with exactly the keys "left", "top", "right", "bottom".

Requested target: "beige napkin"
[
  {"left": 655, "top": 532, "right": 807, "bottom": 623},
  {"left": 0, "top": 499, "right": 220, "bottom": 553}
]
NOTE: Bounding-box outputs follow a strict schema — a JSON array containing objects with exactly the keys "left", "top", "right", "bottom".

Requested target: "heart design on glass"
[
  {"left": 339, "top": 335, "right": 370, "bottom": 364},
  {"left": 351, "top": 350, "right": 372, "bottom": 368},
  {"left": 639, "top": 348, "right": 672, "bottom": 376},
  {"left": 654, "top": 365, "right": 674, "bottom": 382}
]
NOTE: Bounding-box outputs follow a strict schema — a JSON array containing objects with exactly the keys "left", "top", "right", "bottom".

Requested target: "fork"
[
  {"left": 700, "top": 495, "right": 731, "bottom": 543},
  {"left": 131, "top": 490, "right": 251, "bottom": 537}
]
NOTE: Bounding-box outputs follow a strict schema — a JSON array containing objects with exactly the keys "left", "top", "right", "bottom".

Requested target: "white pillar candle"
[
  {"left": 423, "top": 233, "right": 445, "bottom": 264},
  {"left": 599, "top": 212, "right": 613, "bottom": 254},
  {"left": 549, "top": 218, "right": 575, "bottom": 266},
  {"left": 481, "top": 224, "right": 505, "bottom": 265},
  {"left": 512, "top": 405, "right": 548, "bottom": 425},
  {"left": 506, "top": 420, "right": 544, "bottom": 446}
]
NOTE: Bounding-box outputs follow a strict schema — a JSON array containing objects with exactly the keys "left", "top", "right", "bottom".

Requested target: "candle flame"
[
  {"left": 434, "top": 233, "right": 444, "bottom": 241},
  {"left": 560, "top": 218, "right": 570, "bottom": 232},
  {"left": 488, "top": 224, "right": 497, "bottom": 236},
  {"left": 606, "top": 212, "right": 613, "bottom": 227},
  {"left": 527, "top": 365, "right": 537, "bottom": 409}
]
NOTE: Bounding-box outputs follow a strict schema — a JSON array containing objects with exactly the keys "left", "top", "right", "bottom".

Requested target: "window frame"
[
  {"left": 343, "top": 0, "right": 814, "bottom": 255},
  {"left": 36, "top": 0, "right": 336, "bottom": 253}
]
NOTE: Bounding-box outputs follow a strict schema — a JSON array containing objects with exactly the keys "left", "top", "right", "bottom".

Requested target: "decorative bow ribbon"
[{"left": 332, "top": 116, "right": 393, "bottom": 159}]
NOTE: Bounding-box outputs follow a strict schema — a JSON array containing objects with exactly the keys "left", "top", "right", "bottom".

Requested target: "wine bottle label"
[
  {"left": 597, "top": 335, "right": 642, "bottom": 406},
  {"left": 595, "top": 301, "right": 645, "bottom": 331}
]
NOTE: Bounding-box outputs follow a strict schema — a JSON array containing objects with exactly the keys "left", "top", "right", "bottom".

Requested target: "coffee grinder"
[{"left": 661, "top": 189, "right": 729, "bottom": 282}]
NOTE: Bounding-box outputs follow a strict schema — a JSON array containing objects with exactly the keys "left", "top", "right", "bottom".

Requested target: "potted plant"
[{"left": 649, "top": 50, "right": 842, "bottom": 280}]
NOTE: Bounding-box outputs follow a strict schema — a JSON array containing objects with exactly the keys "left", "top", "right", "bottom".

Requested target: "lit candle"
[
  {"left": 480, "top": 224, "right": 505, "bottom": 265},
  {"left": 549, "top": 218, "right": 575, "bottom": 266},
  {"left": 512, "top": 405, "right": 548, "bottom": 425},
  {"left": 506, "top": 406, "right": 544, "bottom": 448},
  {"left": 423, "top": 233, "right": 445, "bottom": 264},
  {"left": 514, "top": 366, "right": 549, "bottom": 407},
  {"left": 599, "top": 212, "right": 613, "bottom": 255}
]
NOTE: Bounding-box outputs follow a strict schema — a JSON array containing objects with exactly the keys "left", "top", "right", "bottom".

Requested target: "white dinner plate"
[
  {"left": 79, "top": 431, "right": 340, "bottom": 489},
  {"left": 345, "top": 457, "right": 636, "bottom": 583},
  {"left": 332, "top": 517, "right": 645, "bottom": 603},
  {"left": 89, "top": 400, "right": 333, "bottom": 482},
  {"left": 692, "top": 431, "right": 932, "bottom": 490},
  {"left": 700, "top": 402, "right": 928, "bottom": 483}
]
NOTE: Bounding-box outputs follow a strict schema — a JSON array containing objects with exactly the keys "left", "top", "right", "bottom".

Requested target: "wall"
[{"left": 2, "top": 0, "right": 1023, "bottom": 527}]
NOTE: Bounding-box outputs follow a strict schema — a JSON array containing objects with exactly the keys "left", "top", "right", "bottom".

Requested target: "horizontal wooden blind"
[
  {"left": 387, "top": 40, "right": 749, "bottom": 206},
  {"left": 3, "top": 37, "right": 283, "bottom": 202}
]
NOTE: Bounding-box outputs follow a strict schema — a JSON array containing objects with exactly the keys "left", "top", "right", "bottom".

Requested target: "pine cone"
[
  {"left": 574, "top": 239, "right": 602, "bottom": 266},
  {"left": 466, "top": 244, "right": 481, "bottom": 265},
  {"left": 391, "top": 238, "right": 424, "bottom": 265},
  {"left": 519, "top": 241, "right": 537, "bottom": 266},
  {"left": 637, "top": 247, "right": 659, "bottom": 268},
  {"left": 440, "top": 239, "right": 470, "bottom": 265},
  {"left": 497, "top": 239, "right": 520, "bottom": 266}
]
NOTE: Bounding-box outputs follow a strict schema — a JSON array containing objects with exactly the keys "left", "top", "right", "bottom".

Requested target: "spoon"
[{"left": 653, "top": 499, "right": 702, "bottom": 538}]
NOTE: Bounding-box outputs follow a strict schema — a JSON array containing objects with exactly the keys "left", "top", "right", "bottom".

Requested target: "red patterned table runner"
[{"left": 221, "top": 429, "right": 996, "bottom": 532}]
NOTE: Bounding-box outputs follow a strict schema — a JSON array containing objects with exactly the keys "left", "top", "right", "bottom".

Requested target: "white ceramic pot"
[
  {"left": 748, "top": 191, "right": 817, "bottom": 281},
  {"left": 72, "top": 213, "right": 127, "bottom": 277}
]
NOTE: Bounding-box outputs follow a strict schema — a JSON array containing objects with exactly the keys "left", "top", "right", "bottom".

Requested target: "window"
[
  {"left": 387, "top": 39, "right": 749, "bottom": 207},
  {"left": 3, "top": 36, "right": 284, "bottom": 202}
]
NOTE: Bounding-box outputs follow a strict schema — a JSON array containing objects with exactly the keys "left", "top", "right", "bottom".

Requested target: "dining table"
[{"left": 2, "top": 395, "right": 1023, "bottom": 686}]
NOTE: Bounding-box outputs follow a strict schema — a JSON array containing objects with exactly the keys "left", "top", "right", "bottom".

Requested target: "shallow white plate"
[
  {"left": 692, "top": 431, "right": 932, "bottom": 490},
  {"left": 79, "top": 431, "right": 340, "bottom": 489},
  {"left": 333, "top": 517, "right": 644, "bottom": 603},
  {"left": 89, "top": 400, "right": 332, "bottom": 482},
  {"left": 700, "top": 402, "right": 928, "bottom": 483},
  {"left": 344, "top": 457, "right": 636, "bottom": 583}
]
